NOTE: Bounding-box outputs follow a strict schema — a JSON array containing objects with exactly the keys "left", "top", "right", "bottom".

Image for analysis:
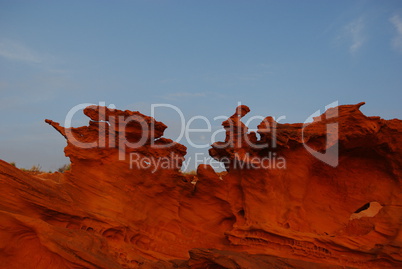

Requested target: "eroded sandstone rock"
[{"left": 0, "top": 103, "right": 401, "bottom": 268}]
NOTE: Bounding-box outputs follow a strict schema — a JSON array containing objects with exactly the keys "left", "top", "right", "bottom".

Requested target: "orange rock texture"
[{"left": 0, "top": 103, "right": 401, "bottom": 268}]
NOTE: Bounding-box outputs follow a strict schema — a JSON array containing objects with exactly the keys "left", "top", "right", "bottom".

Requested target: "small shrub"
[
  {"left": 182, "top": 170, "right": 196, "bottom": 176},
  {"left": 58, "top": 164, "right": 71, "bottom": 173},
  {"left": 30, "top": 165, "right": 42, "bottom": 173}
]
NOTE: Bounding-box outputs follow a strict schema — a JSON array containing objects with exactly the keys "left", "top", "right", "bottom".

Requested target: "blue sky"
[{"left": 1, "top": 0, "right": 401, "bottom": 171}]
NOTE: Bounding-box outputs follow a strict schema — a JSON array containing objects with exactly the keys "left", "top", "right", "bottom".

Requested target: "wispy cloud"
[
  {"left": 390, "top": 15, "right": 402, "bottom": 53},
  {"left": 0, "top": 39, "right": 44, "bottom": 63},
  {"left": 335, "top": 17, "right": 366, "bottom": 54},
  {"left": 345, "top": 17, "right": 365, "bottom": 54},
  {"left": 160, "top": 92, "right": 207, "bottom": 101}
]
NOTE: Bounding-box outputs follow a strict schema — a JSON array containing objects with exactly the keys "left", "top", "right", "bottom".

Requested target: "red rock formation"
[{"left": 0, "top": 103, "right": 401, "bottom": 268}]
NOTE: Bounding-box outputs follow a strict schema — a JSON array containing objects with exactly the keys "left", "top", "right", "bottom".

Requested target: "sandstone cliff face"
[{"left": 0, "top": 103, "right": 401, "bottom": 268}]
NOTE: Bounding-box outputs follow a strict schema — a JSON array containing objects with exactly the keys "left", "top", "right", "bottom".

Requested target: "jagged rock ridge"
[{"left": 0, "top": 103, "right": 401, "bottom": 268}]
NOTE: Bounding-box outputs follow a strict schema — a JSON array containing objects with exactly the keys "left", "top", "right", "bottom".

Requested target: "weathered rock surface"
[{"left": 0, "top": 103, "right": 401, "bottom": 268}]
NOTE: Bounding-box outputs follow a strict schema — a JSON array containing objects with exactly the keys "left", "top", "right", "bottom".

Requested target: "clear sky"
[{"left": 1, "top": 0, "right": 401, "bottom": 171}]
